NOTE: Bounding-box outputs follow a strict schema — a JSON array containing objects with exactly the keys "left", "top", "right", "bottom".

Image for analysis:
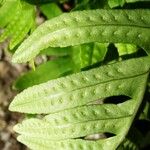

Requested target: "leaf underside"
[
  {"left": 9, "top": 57, "right": 150, "bottom": 150},
  {"left": 12, "top": 9, "right": 150, "bottom": 63}
]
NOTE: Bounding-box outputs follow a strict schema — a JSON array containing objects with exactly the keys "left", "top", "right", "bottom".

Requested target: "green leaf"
[
  {"left": 9, "top": 56, "right": 150, "bottom": 150},
  {"left": 108, "top": 0, "right": 150, "bottom": 8},
  {"left": 126, "top": 0, "right": 150, "bottom": 3},
  {"left": 115, "top": 43, "right": 137, "bottom": 56},
  {"left": 74, "top": 0, "right": 109, "bottom": 10},
  {"left": 29, "top": 59, "right": 36, "bottom": 71},
  {"left": 9, "top": 56, "right": 150, "bottom": 114},
  {"left": 9, "top": 2, "right": 35, "bottom": 49},
  {"left": 108, "top": 0, "right": 125, "bottom": 8},
  {"left": 0, "top": 0, "right": 4, "bottom": 5},
  {"left": 40, "top": 2, "right": 62, "bottom": 19},
  {"left": 14, "top": 57, "right": 74, "bottom": 90},
  {"left": 40, "top": 46, "right": 71, "bottom": 56},
  {"left": 91, "top": 43, "right": 108, "bottom": 64},
  {"left": 12, "top": 9, "right": 150, "bottom": 63},
  {"left": 80, "top": 43, "right": 108, "bottom": 68},
  {"left": 0, "top": 0, "right": 35, "bottom": 50},
  {"left": 0, "top": 0, "right": 20, "bottom": 27}
]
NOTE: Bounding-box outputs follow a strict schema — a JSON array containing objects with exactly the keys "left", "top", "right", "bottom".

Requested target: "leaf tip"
[
  {"left": 12, "top": 55, "right": 19, "bottom": 63},
  {"left": 9, "top": 100, "right": 16, "bottom": 112},
  {"left": 9, "top": 96, "right": 21, "bottom": 112},
  {"left": 13, "top": 123, "right": 20, "bottom": 133}
]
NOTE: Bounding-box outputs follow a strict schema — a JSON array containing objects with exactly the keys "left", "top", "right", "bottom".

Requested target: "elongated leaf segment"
[
  {"left": 115, "top": 43, "right": 137, "bottom": 56},
  {"left": 0, "top": 0, "right": 19, "bottom": 27},
  {"left": 9, "top": 57, "right": 150, "bottom": 150},
  {"left": 108, "top": 0, "right": 150, "bottom": 8},
  {"left": 12, "top": 9, "right": 150, "bottom": 63},
  {"left": 0, "top": 0, "right": 35, "bottom": 49},
  {"left": 14, "top": 57, "right": 74, "bottom": 90},
  {"left": 108, "top": 0, "right": 125, "bottom": 8}
]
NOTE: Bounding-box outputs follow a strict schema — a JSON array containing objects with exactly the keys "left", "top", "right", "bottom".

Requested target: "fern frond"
[
  {"left": 9, "top": 56, "right": 150, "bottom": 150},
  {"left": 0, "top": 0, "right": 20, "bottom": 27},
  {"left": 0, "top": 0, "right": 35, "bottom": 50},
  {"left": 12, "top": 9, "right": 150, "bottom": 63},
  {"left": 9, "top": 56, "right": 150, "bottom": 113},
  {"left": 108, "top": 0, "right": 150, "bottom": 8},
  {"left": 115, "top": 43, "right": 137, "bottom": 56}
]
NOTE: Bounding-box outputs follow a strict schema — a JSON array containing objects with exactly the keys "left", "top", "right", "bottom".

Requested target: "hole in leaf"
[
  {"left": 83, "top": 132, "right": 115, "bottom": 141},
  {"left": 88, "top": 95, "right": 131, "bottom": 105},
  {"left": 88, "top": 98, "right": 104, "bottom": 105},
  {"left": 120, "top": 48, "right": 147, "bottom": 60},
  {"left": 104, "top": 95, "right": 131, "bottom": 104},
  {"left": 103, "top": 43, "right": 119, "bottom": 63}
]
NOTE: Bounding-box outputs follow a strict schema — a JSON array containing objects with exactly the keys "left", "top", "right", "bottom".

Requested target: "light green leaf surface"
[
  {"left": 0, "top": 0, "right": 20, "bottom": 27},
  {"left": 9, "top": 57, "right": 150, "bottom": 150},
  {"left": 91, "top": 43, "right": 108, "bottom": 64},
  {"left": 0, "top": 0, "right": 35, "bottom": 49},
  {"left": 12, "top": 9, "right": 150, "bottom": 63},
  {"left": 115, "top": 43, "right": 137, "bottom": 56},
  {"left": 9, "top": 57, "right": 150, "bottom": 114},
  {"left": 108, "top": 0, "right": 150, "bottom": 8},
  {"left": 108, "top": 0, "right": 125, "bottom": 8},
  {"left": 40, "top": 2, "right": 62, "bottom": 19}
]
